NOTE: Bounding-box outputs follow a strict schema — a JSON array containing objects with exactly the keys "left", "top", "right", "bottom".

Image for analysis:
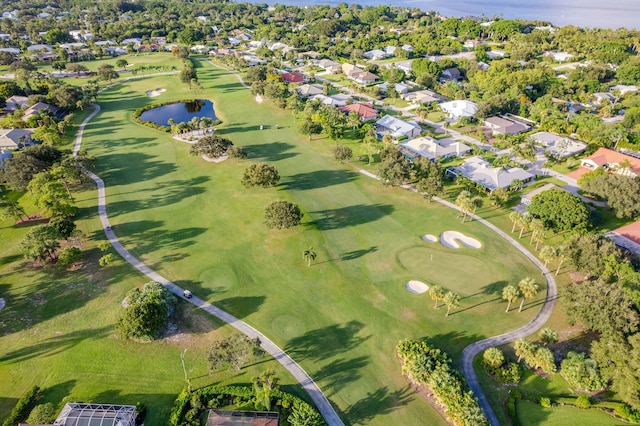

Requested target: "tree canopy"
[
  {"left": 582, "top": 174, "right": 640, "bottom": 219},
  {"left": 241, "top": 163, "right": 280, "bottom": 188},
  {"left": 116, "top": 282, "right": 177, "bottom": 341},
  {"left": 264, "top": 201, "right": 302, "bottom": 230},
  {"left": 527, "top": 189, "right": 590, "bottom": 232}
]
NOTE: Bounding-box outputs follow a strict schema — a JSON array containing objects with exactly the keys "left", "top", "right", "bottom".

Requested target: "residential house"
[
  {"left": 610, "top": 85, "right": 638, "bottom": 95},
  {"left": 317, "top": 59, "right": 341, "bottom": 73},
  {"left": 464, "top": 40, "right": 481, "bottom": 49},
  {"left": 484, "top": 116, "right": 530, "bottom": 135},
  {"left": 310, "top": 94, "right": 351, "bottom": 107},
  {"left": 94, "top": 40, "right": 117, "bottom": 46},
  {"left": 375, "top": 115, "right": 421, "bottom": 141},
  {"left": 592, "top": 92, "right": 616, "bottom": 105},
  {"left": 0, "top": 128, "right": 33, "bottom": 149},
  {"left": 571, "top": 147, "right": 640, "bottom": 179},
  {"left": 342, "top": 63, "right": 363, "bottom": 77},
  {"left": 377, "top": 82, "right": 411, "bottom": 95},
  {"left": 121, "top": 38, "right": 142, "bottom": 46},
  {"left": 0, "top": 47, "right": 20, "bottom": 54},
  {"left": 4, "top": 95, "right": 28, "bottom": 111},
  {"left": 605, "top": 221, "right": 640, "bottom": 255},
  {"left": 402, "top": 90, "right": 446, "bottom": 105},
  {"left": 0, "top": 149, "right": 12, "bottom": 166},
  {"left": 22, "top": 102, "right": 60, "bottom": 121},
  {"left": 394, "top": 60, "right": 413, "bottom": 75},
  {"left": 384, "top": 46, "right": 397, "bottom": 56},
  {"left": 338, "top": 103, "right": 379, "bottom": 121},
  {"left": 26, "top": 43, "right": 53, "bottom": 52},
  {"left": 545, "top": 51, "right": 574, "bottom": 62},
  {"left": 296, "top": 84, "right": 323, "bottom": 97},
  {"left": 364, "top": 49, "right": 387, "bottom": 60},
  {"left": 0, "top": 33, "right": 10, "bottom": 41},
  {"left": 401, "top": 44, "right": 414, "bottom": 54},
  {"left": 529, "top": 131, "right": 587, "bottom": 159},
  {"left": 297, "top": 51, "right": 320, "bottom": 60},
  {"left": 351, "top": 71, "right": 379, "bottom": 85},
  {"left": 487, "top": 50, "right": 508, "bottom": 59},
  {"left": 446, "top": 156, "right": 535, "bottom": 192},
  {"left": 440, "top": 100, "right": 478, "bottom": 120},
  {"left": 190, "top": 45, "right": 210, "bottom": 54},
  {"left": 281, "top": 72, "right": 305, "bottom": 84},
  {"left": 440, "top": 67, "right": 461, "bottom": 83},
  {"left": 400, "top": 136, "right": 471, "bottom": 161}
]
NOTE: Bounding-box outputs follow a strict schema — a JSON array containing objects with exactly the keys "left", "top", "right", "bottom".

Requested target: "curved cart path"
[
  {"left": 74, "top": 103, "right": 344, "bottom": 426},
  {"left": 360, "top": 170, "right": 557, "bottom": 426}
]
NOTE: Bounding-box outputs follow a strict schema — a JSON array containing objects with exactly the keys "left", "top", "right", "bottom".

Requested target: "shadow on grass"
[
  {"left": 240, "top": 141, "right": 298, "bottom": 162},
  {"left": 307, "top": 204, "right": 394, "bottom": 231},
  {"left": 284, "top": 321, "right": 370, "bottom": 362},
  {"left": 98, "top": 152, "right": 178, "bottom": 184},
  {"left": 281, "top": 169, "right": 359, "bottom": 191},
  {"left": 339, "top": 385, "right": 414, "bottom": 425},
  {"left": 41, "top": 380, "right": 77, "bottom": 406},
  {"left": 314, "top": 356, "right": 369, "bottom": 397},
  {"left": 214, "top": 296, "right": 266, "bottom": 319},
  {"left": 0, "top": 326, "right": 110, "bottom": 363}
]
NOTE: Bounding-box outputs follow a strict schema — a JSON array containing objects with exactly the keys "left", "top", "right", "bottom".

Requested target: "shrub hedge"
[
  {"left": 2, "top": 385, "right": 40, "bottom": 426},
  {"left": 168, "top": 385, "right": 325, "bottom": 426}
]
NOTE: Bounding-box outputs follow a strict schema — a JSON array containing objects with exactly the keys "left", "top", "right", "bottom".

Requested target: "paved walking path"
[
  {"left": 74, "top": 100, "right": 344, "bottom": 425},
  {"left": 360, "top": 170, "right": 557, "bottom": 426}
]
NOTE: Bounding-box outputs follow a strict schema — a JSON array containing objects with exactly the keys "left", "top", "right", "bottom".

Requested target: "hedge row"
[
  {"left": 2, "top": 385, "right": 40, "bottom": 426},
  {"left": 396, "top": 339, "right": 488, "bottom": 426},
  {"left": 168, "top": 385, "right": 325, "bottom": 426}
]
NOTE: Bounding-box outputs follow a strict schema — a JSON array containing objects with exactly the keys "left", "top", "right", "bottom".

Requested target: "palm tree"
[
  {"left": 471, "top": 196, "right": 483, "bottom": 214},
  {"left": 553, "top": 246, "right": 566, "bottom": 276},
  {"left": 539, "top": 245, "right": 557, "bottom": 270},
  {"left": 382, "top": 133, "right": 393, "bottom": 147},
  {"left": 519, "top": 214, "right": 532, "bottom": 239},
  {"left": 514, "top": 338, "right": 535, "bottom": 363},
  {"left": 509, "top": 211, "right": 521, "bottom": 233},
  {"left": 529, "top": 219, "right": 544, "bottom": 244},
  {"left": 502, "top": 285, "right": 520, "bottom": 313},
  {"left": 302, "top": 247, "right": 317, "bottom": 267},
  {"left": 518, "top": 277, "right": 539, "bottom": 312},
  {"left": 443, "top": 291, "right": 460, "bottom": 316},
  {"left": 429, "top": 285, "right": 445, "bottom": 308},
  {"left": 455, "top": 190, "right": 473, "bottom": 223}
]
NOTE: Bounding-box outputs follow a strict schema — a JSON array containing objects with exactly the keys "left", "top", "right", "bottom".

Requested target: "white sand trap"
[
  {"left": 440, "top": 231, "right": 482, "bottom": 249},
  {"left": 202, "top": 154, "right": 228, "bottom": 163},
  {"left": 146, "top": 88, "right": 166, "bottom": 97},
  {"left": 255, "top": 94, "right": 264, "bottom": 103},
  {"left": 406, "top": 280, "right": 429, "bottom": 294},
  {"left": 422, "top": 234, "right": 437, "bottom": 242}
]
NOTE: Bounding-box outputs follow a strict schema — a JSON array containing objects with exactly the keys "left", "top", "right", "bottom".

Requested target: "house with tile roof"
[
  {"left": 338, "top": 103, "right": 379, "bottom": 121},
  {"left": 446, "top": 156, "right": 534, "bottom": 192},
  {"left": 400, "top": 136, "right": 471, "bottom": 161},
  {"left": 571, "top": 147, "right": 640, "bottom": 179},
  {"left": 375, "top": 115, "right": 421, "bottom": 140}
]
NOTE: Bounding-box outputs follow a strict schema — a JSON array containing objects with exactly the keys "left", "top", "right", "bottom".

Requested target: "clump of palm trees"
[
  {"left": 168, "top": 117, "right": 220, "bottom": 138},
  {"left": 428, "top": 285, "right": 461, "bottom": 317}
]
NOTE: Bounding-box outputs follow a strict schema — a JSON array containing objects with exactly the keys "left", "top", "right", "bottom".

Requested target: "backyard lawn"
[
  {"left": 517, "top": 400, "right": 623, "bottom": 426},
  {"left": 0, "top": 57, "right": 547, "bottom": 425}
]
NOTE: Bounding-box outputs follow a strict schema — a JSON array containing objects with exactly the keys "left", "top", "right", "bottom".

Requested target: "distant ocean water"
[{"left": 258, "top": 0, "right": 640, "bottom": 29}]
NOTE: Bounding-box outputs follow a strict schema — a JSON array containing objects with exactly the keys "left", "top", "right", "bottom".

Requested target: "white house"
[
  {"left": 400, "top": 136, "right": 471, "bottom": 161},
  {"left": 402, "top": 90, "right": 446, "bottom": 105},
  {"left": 487, "top": 50, "right": 508, "bottom": 59},
  {"left": 375, "top": 115, "right": 422, "bottom": 141},
  {"left": 364, "top": 49, "right": 387, "bottom": 60},
  {"left": 440, "top": 100, "right": 478, "bottom": 120},
  {"left": 296, "top": 84, "right": 323, "bottom": 97},
  {"left": 377, "top": 82, "right": 412, "bottom": 95},
  {"left": 529, "top": 132, "right": 587, "bottom": 158},
  {"left": 592, "top": 92, "right": 616, "bottom": 105},
  {"left": 310, "top": 94, "right": 351, "bottom": 107},
  {"left": 610, "top": 85, "right": 638, "bottom": 95},
  {"left": 484, "top": 116, "right": 530, "bottom": 135},
  {"left": 546, "top": 51, "right": 574, "bottom": 62},
  {"left": 446, "top": 156, "right": 534, "bottom": 192}
]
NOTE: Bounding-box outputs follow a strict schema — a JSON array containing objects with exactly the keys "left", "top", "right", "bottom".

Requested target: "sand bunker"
[
  {"left": 255, "top": 94, "right": 264, "bottom": 103},
  {"left": 440, "top": 231, "right": 482, "bottom": 249},
  {"left": 146, "top": 88, "right": 166, "bottom": 97},
  {"left": 202, "top": 154, "right": 228, "bottom": 163},
  {"left": 406, "top": 280, "right": 429, "bottom": 294},
  {"left": 422, "top": 234, "right": 437, "bottom": 242}
]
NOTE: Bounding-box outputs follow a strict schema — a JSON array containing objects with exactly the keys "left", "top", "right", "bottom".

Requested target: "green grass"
[
  {"left": 1, "top": 56, "right": 547, "bottom": 425},
  {"left": 427, "top": 112, "right": 447, "bottom": 122},
  {"left": 516, "top": 400, "right": 624, "bottom": 426}
]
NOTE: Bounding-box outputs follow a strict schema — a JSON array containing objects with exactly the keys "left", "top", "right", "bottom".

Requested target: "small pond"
[{"left": 139, "top": 100, "right": 217, "bottom": 126}]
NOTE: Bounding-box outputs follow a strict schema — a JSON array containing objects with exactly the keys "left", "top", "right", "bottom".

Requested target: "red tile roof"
[
  {"left": 281, "top": 72, "right": 304, "bottom": 83},
  {"left": 583, "top": 147, "right": 640, "bottom": 175},
  {"left": 338, "top": 103, "right": 378, "bottom": 120},
  {"left": 613, "top": 221, "right": 640, "bottom": 245}
]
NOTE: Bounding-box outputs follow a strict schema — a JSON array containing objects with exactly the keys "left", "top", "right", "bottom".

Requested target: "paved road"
[
  {"left": 74, "top": 102, "right": 345, "bottom": 426},
  {"left": 360, "top": 169, "right": 557, "bottom": 426}
]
